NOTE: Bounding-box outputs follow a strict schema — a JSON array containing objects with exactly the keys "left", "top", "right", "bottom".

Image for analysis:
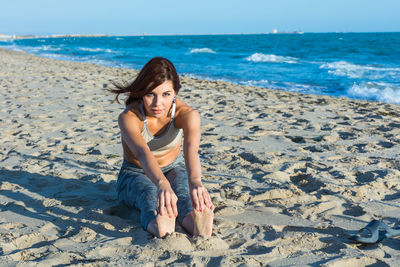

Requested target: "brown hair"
[{"left": 109, "top": 57, "right": 181, "bottom": 106}]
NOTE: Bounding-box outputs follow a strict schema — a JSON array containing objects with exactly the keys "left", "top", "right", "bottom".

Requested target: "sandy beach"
[{"left": 1, "top": 48, "right": 399, "bottom": 266}]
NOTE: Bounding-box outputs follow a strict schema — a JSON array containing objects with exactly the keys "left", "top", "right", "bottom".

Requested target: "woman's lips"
[{"left": 152, "top": 109, "right": 163, "bottom": 114}]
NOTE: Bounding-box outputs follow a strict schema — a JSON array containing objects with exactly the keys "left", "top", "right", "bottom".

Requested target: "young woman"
[{"left": 110, "top": 57, "right": 214, "bottom": 238}]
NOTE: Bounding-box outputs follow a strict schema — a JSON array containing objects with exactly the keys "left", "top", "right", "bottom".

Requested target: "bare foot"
[
  {"left": 183, "top": 208, "right": 214, "bottom": 237},
  {"left": 147, "top": 213, "right": 176, "bottom": 238}
]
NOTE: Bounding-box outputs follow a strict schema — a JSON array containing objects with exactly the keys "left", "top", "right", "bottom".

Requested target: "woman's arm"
[
  {"left": 118, "top": 110, "right": 178, "bottom": 218},
  {"left": 178, "top": 108, "right": 213, "bottom": 212}
]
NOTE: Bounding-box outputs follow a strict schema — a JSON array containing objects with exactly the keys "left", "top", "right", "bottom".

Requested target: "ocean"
[{"left": 1, "top": 33, "right": 399, "bottom": 104}]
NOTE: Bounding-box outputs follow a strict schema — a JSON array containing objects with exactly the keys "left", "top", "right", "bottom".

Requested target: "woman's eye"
[{"left": 163, "top": 93, "right": 171, "bottom": 96}]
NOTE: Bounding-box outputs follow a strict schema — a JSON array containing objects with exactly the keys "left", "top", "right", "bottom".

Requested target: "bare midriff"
[{"left": 122, "top": 138, "right": 181, "bottom": 168}]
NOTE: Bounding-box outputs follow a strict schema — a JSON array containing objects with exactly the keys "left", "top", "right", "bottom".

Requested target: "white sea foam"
[
  {"left": 15, "top": 45, "right": 62, "bottom": 53},
  {"left": 347, "top": 82, "right": 400, "bottom": 104},
  {"left": 77, "top": 47, "right": 114, "bottom": 53},
  {"left": 41, "top": 45, "right": 62, "bottom": 51},
  {"left": 320, "top": 61, "right": 400, "bottom": 79},
  {"left": 245, "top": 53, "right": 298, "bottom": 64},
  {"left": 189, "top": 48, "right": 216, "bottom": 54},
  {"left": 40, "top": 53, "right": 69, "bottom": 60}
]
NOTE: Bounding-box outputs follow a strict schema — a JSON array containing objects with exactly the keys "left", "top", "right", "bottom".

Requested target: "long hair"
[{"left": 109, "top": 57, "right": 181, "bottom": 106}]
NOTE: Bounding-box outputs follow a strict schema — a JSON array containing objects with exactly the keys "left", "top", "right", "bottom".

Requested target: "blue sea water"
[{"left": 1, "top": 33, "right": 399, "bottom": 104}]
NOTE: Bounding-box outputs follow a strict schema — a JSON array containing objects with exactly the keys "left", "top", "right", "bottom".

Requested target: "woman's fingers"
[
  {"left": 191, "top": 185, "right": 214, "bottom": 212},
  {"left": 158, "top": 191, "right": 165, "bottom": 216},
  {"left": 172, "top": 194, "right": 178, "bottom": 217},
  {"left": 169, "top": 192, "right": 178, "bottom": 217},
  {"left": 158, "top": 189, "right": 178, "bottom": 218},
  {"left": 202, "top": 190, "right": 212, "bottom": 209},
  {"left": 164, "top": 193, "right": 173, "bottom": 218},
  {"left": 193, "top": 188, "right": 208, "bottom": 211},
  {"left": 191, "top": 189, "right": 200, "bottom": 211},
  {"left": 197, "top": 190, "right": 205, "bottom": 211}
]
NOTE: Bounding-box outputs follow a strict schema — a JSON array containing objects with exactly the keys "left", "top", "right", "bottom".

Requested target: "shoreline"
[
  {"left": 0, "top": 48, "right": 399, "bottom": 266},
  {"left": 1, "top": 47, "right": 396, "bottom": 107}
]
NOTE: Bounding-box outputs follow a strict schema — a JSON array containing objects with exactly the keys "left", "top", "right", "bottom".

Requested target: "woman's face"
[{"left": 142, "top": 80, "right": 176, "bottom": 118}]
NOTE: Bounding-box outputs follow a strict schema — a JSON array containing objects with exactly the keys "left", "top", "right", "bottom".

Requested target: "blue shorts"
[{"left": 116, "top": 154, "right": 193, "bottom": 230}]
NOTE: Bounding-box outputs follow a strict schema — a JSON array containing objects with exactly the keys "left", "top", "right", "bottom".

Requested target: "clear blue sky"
[{"left": 1, "top": 0, "right": 399, "bottom": 35}]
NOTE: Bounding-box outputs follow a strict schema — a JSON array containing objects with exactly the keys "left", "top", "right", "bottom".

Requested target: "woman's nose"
[{"left": 152, "top": 95, "right": 161, "bottom": 106}]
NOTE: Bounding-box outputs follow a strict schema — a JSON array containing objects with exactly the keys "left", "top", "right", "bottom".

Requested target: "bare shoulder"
[
  {"left": 175, "top": 98, "right": 197, "bottom": 114},
  {"left": 174, "top": 98, "right": 200, "bottom": 129},
  {"left": 118, "top": 104, "right": 143, "bottom": 129}
]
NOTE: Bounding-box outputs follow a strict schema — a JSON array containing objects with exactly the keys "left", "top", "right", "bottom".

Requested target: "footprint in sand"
[
  {"left": 290, "top": 173, "right": 325, "bottom": 193},
  {"left": 346, "top": 143, "right": 368, "bottom": 153},
  {"left": 355, "top": 170, "right": 388, "bottom": 184},
  {"left": 200, "top": 143, "right": 214, "bottom": 149},
  {"left": 245, "top": 243, "right": 274, "bottom": 255},
  {"left": 285, "top": 136, "right": 306, "bottom": 144},
  {"left": 249, "top": 125, "right": 263, "bottom": 132},
  {"left": 383, "top": 191, "right": 400, "bottom": 201},
  {"left": 238, "top": 152, "right": 267, "bottom": 165},
  {"left": 342, "top": 203, "right": 366, "bottom": 217},
  {"left": 377, "top": 141, "right": 395, "bottom": 148},
  {"left": 337, "top": 131, "right": 356, "bottom": 140},
  {"left": 257, "top": 112, "right": 268, "bottom": 119},
  {"left": 303, "top": 145, "right": 324, "bottom": 153}
]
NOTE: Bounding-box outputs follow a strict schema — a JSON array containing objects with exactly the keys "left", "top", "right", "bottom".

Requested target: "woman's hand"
[
  {"left": 190, "top": 181, "right": 214, "bottom": 212},
  {"left": 157, "top": 180, "right": 178, "bottom": 218}
]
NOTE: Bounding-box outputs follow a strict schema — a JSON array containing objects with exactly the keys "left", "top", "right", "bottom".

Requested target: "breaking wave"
[
  {"left": 320, "top": 61, "right": 400, "bottom": 79},
  {"left": 245, "top": 53, "right": 298, "bottom": 64},
  {"left": 347, "top": 82, "right": 400, "bottom": 104},
  {"left": 189, "top": 48, "right": 216, "bottom": 54}
]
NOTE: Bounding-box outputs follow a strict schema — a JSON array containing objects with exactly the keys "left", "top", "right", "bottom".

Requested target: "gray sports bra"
[{"left": 139, "top": 99, "right": 183, "bottom": 155}]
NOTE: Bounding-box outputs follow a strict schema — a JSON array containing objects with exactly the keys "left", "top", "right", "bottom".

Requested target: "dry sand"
[{"left": 0, "top": 48, "right": 399, "bottom": 266}]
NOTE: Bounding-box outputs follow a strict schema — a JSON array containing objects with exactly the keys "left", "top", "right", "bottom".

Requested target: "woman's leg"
[
  {"left": 165, "top": 166, "right": 214, "bottom": 236},
  {"left": 117, "top": 169, "right": 175, "bottom": 238}
]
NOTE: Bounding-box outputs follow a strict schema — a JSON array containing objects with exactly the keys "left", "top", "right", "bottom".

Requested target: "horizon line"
[{"left": 2, "top": 31, "right": 400, "bottom": 39}]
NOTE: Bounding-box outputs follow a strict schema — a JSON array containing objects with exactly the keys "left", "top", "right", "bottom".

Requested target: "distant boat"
[{"left": 271, "top": 29, "right": 304, "bottom": 34}]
